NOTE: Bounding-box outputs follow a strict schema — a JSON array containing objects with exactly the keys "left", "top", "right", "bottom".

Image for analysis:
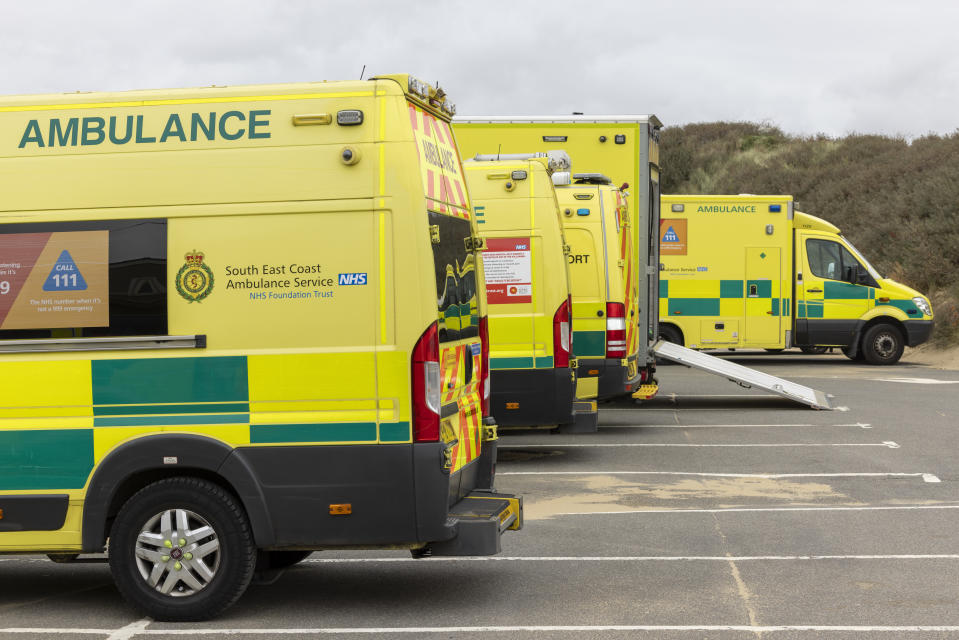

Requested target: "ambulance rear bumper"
[
  {"left": 490, "top": 368, "right": 575, "bottom": 427},
  {"left": 428, "top": 490, "right": 523, "bottom": 556},
  {"left": 578, "top": 357, "right": 638, "bottom": 400}
]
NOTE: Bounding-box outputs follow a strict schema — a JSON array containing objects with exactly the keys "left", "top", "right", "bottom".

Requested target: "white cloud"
[{"left": 1, "top": 0, "right": 957, "bottom": 136}]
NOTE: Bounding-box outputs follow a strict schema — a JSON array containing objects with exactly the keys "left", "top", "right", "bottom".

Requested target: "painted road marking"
[
  {"left": 303, "top": 554, "right": 959, "bottom": 563},
  {"left": 503, "top": 442, "right": 899, "bottom": 449},
  {"left": 498, "top": 471, "right": 942, "bottom": 482},
  {"left": 11, "top": 624, "right": 959, "bottom": 634},
  {"left": 598, "top": 423, "right": 871, "bottom": 428},
  {"left": 556, "top": 504, "right": 959, "bottom": 515},
  {"left": 876, "top": 377, "right": 959, "bottom": 385}
]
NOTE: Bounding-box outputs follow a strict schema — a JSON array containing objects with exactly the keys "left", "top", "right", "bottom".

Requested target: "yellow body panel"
[
  {"left": 0, "top": 77, "right": 490, "bottom": 552},
  {"left": 659, "top": 195, "right": 933, "bottom": 350}
]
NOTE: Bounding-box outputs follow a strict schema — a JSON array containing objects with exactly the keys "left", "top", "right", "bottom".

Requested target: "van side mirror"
[{"left": 855, "top": 268, "right": 870, "bottom": 285}]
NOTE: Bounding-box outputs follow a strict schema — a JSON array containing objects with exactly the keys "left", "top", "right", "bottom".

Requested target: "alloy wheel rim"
[{"left": 134, "top": 508, "right": 221, "bottom": 597}]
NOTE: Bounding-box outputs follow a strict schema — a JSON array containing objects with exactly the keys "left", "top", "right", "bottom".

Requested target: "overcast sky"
[{"left": 2, "top": 1, "right": 956, "bottom": 138}]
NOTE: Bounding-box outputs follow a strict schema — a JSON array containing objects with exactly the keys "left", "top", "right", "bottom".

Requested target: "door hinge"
[
  {"left": 483, "top": 423, "right": 498, "bottom": 442},
  {"left": 465, "top": 236, "right": 485, "bottom": 252},
  {"left": 430, "top": 225, "right": 441, "bottom": 244}
]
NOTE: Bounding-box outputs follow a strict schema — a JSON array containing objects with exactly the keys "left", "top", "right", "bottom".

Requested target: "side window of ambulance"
[
  {"left": 806, "top": 238, "right": 843, "bottom": 281},
  {"left": 429, "top": 211, "right": 479, "bottom": 343},
  {"left": 0, "top": 219, "right": 166, "bottom": 340}
]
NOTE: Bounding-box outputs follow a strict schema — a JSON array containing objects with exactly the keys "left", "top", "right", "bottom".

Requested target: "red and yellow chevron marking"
[
  {"left": 438, "top": 342, "right": 484, "bottom": 473},
  {"left": 617, "top": 193, "right": 638, "bottom": 356},
  {"left": 408, "top": 102, "right": 471, "bottom": 220}
]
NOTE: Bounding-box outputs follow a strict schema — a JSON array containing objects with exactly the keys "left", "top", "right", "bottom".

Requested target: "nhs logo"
[{"left": 338, "top": 272, "right": 368, "bottom": 285}]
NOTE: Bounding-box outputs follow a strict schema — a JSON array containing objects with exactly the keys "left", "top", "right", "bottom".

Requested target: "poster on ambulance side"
[
  {"left": 481, "top": 237, "right": 532, "bottom": 304},
  {"left": 0, "top": 230, "right": 109, "bottom": 330}
]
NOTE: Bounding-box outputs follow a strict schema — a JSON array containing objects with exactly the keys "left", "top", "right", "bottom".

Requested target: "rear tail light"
[
  {"left": 606, "top": 302, "right": 627, "bottom": 358},
  {"left": 479, "top": 316, "right": 491, "bottom": 416},
  {"left": 553, "top": 296, "right": 572, "bottom": 368},
  {"left": 411, "top": 322, "right": 440, "bottom": 442}
]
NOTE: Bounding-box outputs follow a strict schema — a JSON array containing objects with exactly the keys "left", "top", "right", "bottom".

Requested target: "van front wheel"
[
  {"left": 108, "top": 477, "right": 256, "bottom": 622},
  {"left": 861, "top": 324, "right": 904, "bottom": 365}
]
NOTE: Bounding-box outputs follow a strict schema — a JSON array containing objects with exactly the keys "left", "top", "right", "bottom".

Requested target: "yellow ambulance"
[
  {"left": 658, "top": 194, "right": 933, "bottom": 364},
  {"left": 554, "top": 173, "right": 653, "bottom": 399},
  {"left": 0, "top": 74, "right": 520, "bottom": 621},
  {"left": 454, "top": 116, "right": 662, "bottom": 398},
  {"left": 463, "top": 152, "right": 592, "bottom": 431}
]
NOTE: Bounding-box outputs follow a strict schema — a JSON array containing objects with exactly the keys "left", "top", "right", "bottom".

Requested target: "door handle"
[{"left": 807, "top": 288, "right": 823, "bottom": 293}]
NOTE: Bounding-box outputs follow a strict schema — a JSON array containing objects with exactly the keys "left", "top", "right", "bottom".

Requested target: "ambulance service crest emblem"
[{"left": 176, "top": 250, "right": 214, "bottom": 302}]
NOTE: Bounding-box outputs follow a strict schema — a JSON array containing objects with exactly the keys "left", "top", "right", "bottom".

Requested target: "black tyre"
[
  {"left": 658, "top": 324, "right": 683, "bottom": 345},
  {"left": 108, "top": 477, "right": 256, "bottom": 622},
  {"left": 800, "top": 346, "right": 829, "bottom": 355},
  {"left": 861, "top": 323, "right": 904, "bottom": 365}
]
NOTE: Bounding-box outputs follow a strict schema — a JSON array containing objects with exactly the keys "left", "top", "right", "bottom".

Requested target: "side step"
[
  {"left": 558, "top": 400, "right": 599, "bottom": 433},
  {"left": 429, "top": 491, "right": 523, "bottom": 556},
  {"left": 651, "top": 340, "right": 832, "bottom": 410}
]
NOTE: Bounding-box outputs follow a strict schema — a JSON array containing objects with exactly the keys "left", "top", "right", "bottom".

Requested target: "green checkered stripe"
[
  {"left": 660, "top": 279, "right": 789, "bottom": 317},
  {"left": 1, "top": 356, "right": 410, "bottom": 491}
]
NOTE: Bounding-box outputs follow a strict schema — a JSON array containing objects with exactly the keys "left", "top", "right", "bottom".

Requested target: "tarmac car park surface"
[{"left": 2, "top": 351, "right": 959, "bottom": 639}]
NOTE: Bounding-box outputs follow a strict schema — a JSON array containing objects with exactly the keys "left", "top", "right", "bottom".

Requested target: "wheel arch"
[
  {"left": 852, "top": 315, "right": 907, "bottom": 350},
  {"left": 81, "top": 434, "right": 275, "bottom": 552}
]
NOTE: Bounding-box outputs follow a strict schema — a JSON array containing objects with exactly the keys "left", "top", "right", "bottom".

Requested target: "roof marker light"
[
  {"left": 577, "top": 208, "right": 590, "bottom": 216},
  {"left": 671, "top": 204, "right": 685, "bottom": 212},
  {"left": 770, "top": 204, "right": 782, "bottom": 212}
]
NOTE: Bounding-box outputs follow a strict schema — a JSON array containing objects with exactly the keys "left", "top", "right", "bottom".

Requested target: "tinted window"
[
  {"left": 429, "top": 211, "right": 478, "bottom": 343},
  {"left": 0, "top": 219, "right": 166, "bottom": 339}
]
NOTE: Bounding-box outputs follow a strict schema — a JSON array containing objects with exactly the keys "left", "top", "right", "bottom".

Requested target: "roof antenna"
[
  {"left": 359, "top": 65, "right": 367, "bottom": 80},
  {"left": 497, "top": 143, "right": 501, "bottom": 161}
]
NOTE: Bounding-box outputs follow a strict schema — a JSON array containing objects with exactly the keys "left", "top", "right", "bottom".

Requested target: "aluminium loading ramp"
[{"left": 650, "top": 340, "right": 833, "bottom": 410}]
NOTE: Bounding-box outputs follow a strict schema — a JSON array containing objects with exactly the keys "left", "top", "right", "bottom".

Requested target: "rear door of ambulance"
[{"left": 409, "top": 102, "right": 485, "bottom": 499}]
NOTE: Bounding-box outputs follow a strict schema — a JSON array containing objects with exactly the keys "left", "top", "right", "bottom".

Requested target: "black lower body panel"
[
  {"left": 0, "top": 494, "right": 68, "bottom": 531},
  {"left": 490, "top": 367, "right": 575, "bottom": 427}
]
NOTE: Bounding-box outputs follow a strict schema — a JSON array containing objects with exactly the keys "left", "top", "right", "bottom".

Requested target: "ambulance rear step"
[
  {"left": 428, "top": 490, "right": 523, "bottom": 556},
  {"left": 651, "top": 339, "right": 832, "bottom": 410}
]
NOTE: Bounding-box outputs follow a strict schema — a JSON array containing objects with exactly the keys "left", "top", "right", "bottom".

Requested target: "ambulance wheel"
[
  {"left": 800, "top": 346, "right": 829, "bottom": 355},
  {"left": 658, "top": 325, "right": 683, "bottom": 346},
  {"left": 764, "top": 348, "right": 785, "bottom": 353},
  {"left": 108, "top": 477, "right": 256, "bottom": 622},
  {"left": 861, "top": 323, "right": 904, "bottom": 365}
]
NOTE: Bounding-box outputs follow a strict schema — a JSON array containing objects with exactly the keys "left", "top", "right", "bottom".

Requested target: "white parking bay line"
[
  {"left": 503, "top": 442, "right": 899, "bottom": 449},
  {"left": 498, "top": 471, "right": 941, "bottom": 482},
  {"left": 598, "top": 423, "right": 871, "bottom": 428},
  {"left": 302, "top": 554, "right": 959, "bottom": 564},
  {"left": 28, "top": 624, "right": 959, "bottom": 634},
  {"left": 556, "top": 504, "right": 959, "bottom": 516}
]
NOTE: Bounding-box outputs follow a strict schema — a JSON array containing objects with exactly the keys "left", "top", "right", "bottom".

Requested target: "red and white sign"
[{"left": 482, "top": 237, "right": 532, "bottom": 304}]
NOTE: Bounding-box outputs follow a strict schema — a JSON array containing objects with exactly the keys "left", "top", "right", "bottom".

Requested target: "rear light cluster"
[
  {"left": 479, "top": 316, "right": 491, "bottom": 415},
  {"left": 605, "top": 302, "right": 627, "bottom": 358},
  {"left": 553, "top": 296, "right": 572, "bottom": 368},
  {"left": 411, "top": 322, "right": 441, "bottom": 442}
]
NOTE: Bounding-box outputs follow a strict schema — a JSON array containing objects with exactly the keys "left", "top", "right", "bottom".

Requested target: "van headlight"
[{"left": 913, "top": 297, "right": 931, "bottom": 316}]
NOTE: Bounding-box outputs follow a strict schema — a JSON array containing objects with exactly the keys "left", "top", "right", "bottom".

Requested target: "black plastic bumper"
[
  {"left": 904, "top": 320, "right": 934, "bottom": 347},
  {"left": 490, "top": 367, "right": 575, "bottom": 427},
  {"left": 578, "top": 357, "right": 641, "bottom": 400}
]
